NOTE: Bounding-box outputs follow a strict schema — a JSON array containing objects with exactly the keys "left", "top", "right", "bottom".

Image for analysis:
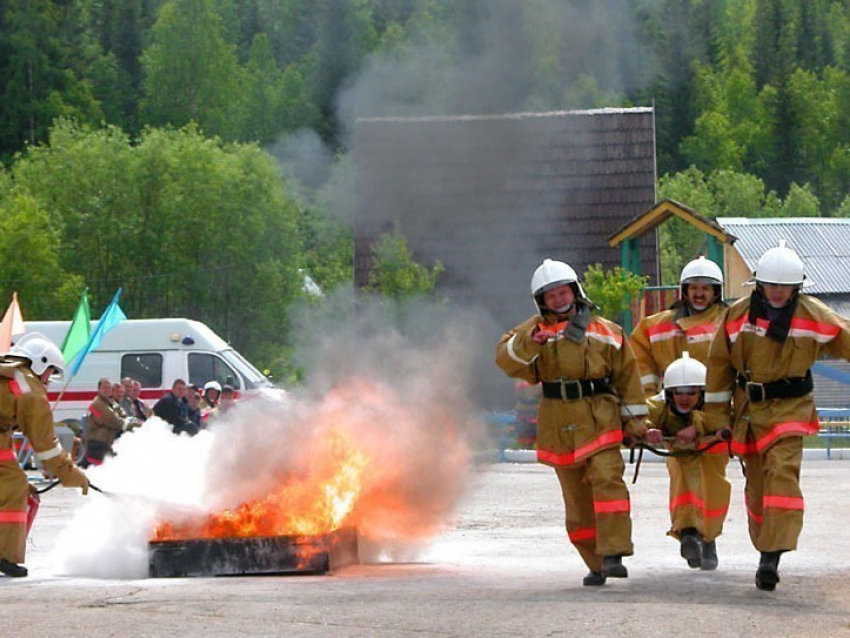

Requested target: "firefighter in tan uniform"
[
  {"left": 631, "top": 257, "right": 727, "bottom": 397},
  {"left": 496, "top": 259, "right": 648, "bottom": 587},
  {"left": 705, "top": 240, "right": 850, "bottom": 591},
  {"left": 84, "top": 377, "right": 140, "bottom": 466},
  {"left": 644, "top": 353, "right": 730, "bottom": 571},
  {"left": 0, "top": 333, "right": 89, "bottom": 577}
]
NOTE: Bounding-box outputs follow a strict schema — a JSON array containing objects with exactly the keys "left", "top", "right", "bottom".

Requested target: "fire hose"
[
  {"left": 35, "top": 480, "right": 107, "bottom": 495},
  {"left": 622, "top": 428, "right": 732, "bottom": 483}
]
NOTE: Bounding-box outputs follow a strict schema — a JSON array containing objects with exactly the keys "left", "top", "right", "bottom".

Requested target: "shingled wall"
[{"left": 353, "top": 108, "right": 658, "bottom": 330}]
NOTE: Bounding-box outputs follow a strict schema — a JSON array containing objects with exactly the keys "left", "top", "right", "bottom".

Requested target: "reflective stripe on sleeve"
[
  {"left": 506, "top": 334, "right": 538, "bottom": 366},
  {"left": 35, "top": 444, "right": 64, "bottom": 462},
  {"left": 620, "top": 403, "right": 649, "bottom": 417},
  {"left": 640, "top": 374, "right": 660, "bottom": 387},
  {"left": 705, "top": 391, "right": 733, "bottom": 403}
]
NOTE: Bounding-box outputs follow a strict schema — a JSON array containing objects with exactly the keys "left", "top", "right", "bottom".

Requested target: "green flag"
[{"left": 61, "top": 289, "right": 91, "bottom": 364}]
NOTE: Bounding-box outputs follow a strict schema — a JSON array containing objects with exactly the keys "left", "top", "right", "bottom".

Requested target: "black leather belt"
[
  {"left": 541, "top": 378, "right": 612, "bottom": 401},
  {"left": 736, "top": 370, "right": 813, "bottom": 402}
]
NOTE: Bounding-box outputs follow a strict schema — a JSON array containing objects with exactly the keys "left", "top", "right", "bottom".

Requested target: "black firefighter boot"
[
  {"left": 582, "top": 570, "right": 607, "bottom": 587},
  {"left": 679, "top": 528, "right": 703, "bottom": 569},
  {"left": 0, "top": 559, "right": 28, "bottom": 578},
  {"left": 600, "top": 555, "right": 628, "bottom": 579},
  {"left": 755, "top": 551, "right": 782, "bottom": 591},
  {"left": 701, "top": 539, "right": 718, "bottom": 571}
]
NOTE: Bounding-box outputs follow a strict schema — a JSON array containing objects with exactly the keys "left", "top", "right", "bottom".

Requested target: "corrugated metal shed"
[
  {"left": 354, "top": 108, "right": 658, "bottom": 330},
  {"left": 717, "top": 217, "right": 850, "bottom": 295}
]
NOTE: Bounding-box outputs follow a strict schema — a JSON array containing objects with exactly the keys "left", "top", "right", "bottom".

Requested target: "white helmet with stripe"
[
  {"left": 663, "top": 352, "right": 706, "bottom": 390},
  {"left": 8, "top": 332, "right": 65, "bottom": 377}
]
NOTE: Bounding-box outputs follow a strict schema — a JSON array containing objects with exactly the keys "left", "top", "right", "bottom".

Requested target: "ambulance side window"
[
  {"left": 121, "top": 353, "right": 163, "bottom": 388},
  {"left": 188, "top": 353, "right": 241, "bottom": 390}
]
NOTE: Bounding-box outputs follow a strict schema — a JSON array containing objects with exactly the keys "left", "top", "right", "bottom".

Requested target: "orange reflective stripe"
[
  {"left": 731, "top": 440, "right": 758, "bottom": 456},
  {"left": 726, "top": 315, "right": 747, "bottom": 342},
  {"left": 594, "top": 499, "right": 630, "bottom": 514},
  {"left": 669, "top": 492, "right": 728, "bottom": 518},
  {"left": 568, "top": 527, "right": 596, "bottom": 542},
  {"left": 733, "top": 420, "right": 819, "bottom": 456},
  {"left": 0, "top": 448, "right": 15, "bottom": 462},
  {"left": 763, "top": 495, "right": 804, "bottom": 511},
  {"left": 788, "top": 317, "right": 840, "bottom": 342},
  {"left": 646, "top": 322, "right": 681, "bottom": 342},
  {"left": 746, "top": 504, "right": 763, "bottom": 524},
  {"left": 587, "top": 322, "right": 623, "bottom": 348},
  {"left": 0, "top": 510, "right": 27, "bottom": 524},
  {"left": 536, "top": 430, "right": 624, "bottom": 466},
  {"left": 537, "top": 321, "right": 568, "bottom": 334},
  {"left": 754, "top": 420, "right": 819, "bottom": 453},
  {"left": 697, "top": 440, "right": 729, "bottom": 454}
]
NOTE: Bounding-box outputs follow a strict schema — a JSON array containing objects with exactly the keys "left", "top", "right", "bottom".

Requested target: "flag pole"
[{"left": 51, "top": 373, "right": 76, "bottom": 411}]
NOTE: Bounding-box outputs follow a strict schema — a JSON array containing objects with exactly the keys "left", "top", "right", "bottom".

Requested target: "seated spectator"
[
  {"left": 84, "top": 378, "right": 140, "bottom": 466},
  {"left": 208, "top": 384, "right": 236, "bottom": 421},
  {"left": 153, "top": 379, "right": 199, "bottom": 436},
  {"left": 201, "top": 380, "right": 221, "bottom": 415},
  {"left": 128, "top": 379, "right": 151, "bottom": 421},
  {"left": 186, "top": 389, "right": 203, "bottom": 432}
]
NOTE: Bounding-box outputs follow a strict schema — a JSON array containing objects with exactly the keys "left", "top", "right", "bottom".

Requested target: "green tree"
[
  {"left": 0, "top": 192, "right": 83, "bottom": 318},
  {"left": 0, "top": 0, "right": 103, "bottom": 159},
  {"left": 581, "top": 264, "right": 648, "bottom": 324},
  {"left": 9, "top": 119, "right": 303, "bottom": 370},
  {"left": 141, "top": 0, "right": 246, "bottom": 140},
  {"left": 366, "top": 229, "right": 443, "bottom": 299}
]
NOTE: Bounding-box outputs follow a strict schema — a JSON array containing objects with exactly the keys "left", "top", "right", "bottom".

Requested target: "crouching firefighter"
[
  {"left": 496, "top": 259, "right": 648, "bottom": 587},
  {"left": 643, "top": 352, "right": 731, "bottom": 571},
  {"left": 0, "top": 333, "right": 90, "bottom": 577}
]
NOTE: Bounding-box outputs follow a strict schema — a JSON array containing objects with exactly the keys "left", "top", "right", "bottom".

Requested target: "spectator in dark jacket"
[{"left": 153, "top": 379, "right": 198, "bottom": 436}]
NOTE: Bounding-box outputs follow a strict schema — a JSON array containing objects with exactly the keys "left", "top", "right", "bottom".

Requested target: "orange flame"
[
  {"left": 151, "top": 378, "right": 472, "bottom": 547},
  {"left": 152, "top": 428, "right": 369, "bottom": 541}
]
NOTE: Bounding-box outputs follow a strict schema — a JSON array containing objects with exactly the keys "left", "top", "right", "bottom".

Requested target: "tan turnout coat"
[{"left": 0, "top": 360, "right": 87, "bottom": 564}]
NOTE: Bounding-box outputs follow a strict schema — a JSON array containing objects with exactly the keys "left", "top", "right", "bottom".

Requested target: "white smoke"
[{"left": 50, "top": 297, "right": 490, "bottom": 578}]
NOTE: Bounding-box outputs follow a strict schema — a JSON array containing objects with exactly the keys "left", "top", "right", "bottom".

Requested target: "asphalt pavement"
[{"left": 2, "top": 459, "right": 849, "bottom": 638}]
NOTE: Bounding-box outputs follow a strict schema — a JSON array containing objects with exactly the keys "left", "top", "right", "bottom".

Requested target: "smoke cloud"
[{"left": 51, "top": 291, "right": 493, "bottom": 577}]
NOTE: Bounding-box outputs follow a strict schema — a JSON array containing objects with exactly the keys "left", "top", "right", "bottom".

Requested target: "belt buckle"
[
  {"left": 746, "top": 381, "right": 766, "bottom": 402},
  {"left": 559, "top": 379, "right": 582, "bottom": 401}
]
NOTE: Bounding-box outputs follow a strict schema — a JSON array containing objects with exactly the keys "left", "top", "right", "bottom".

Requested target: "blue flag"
[{"left": 69, "top": 288, "right": 127, "bottom": 376}]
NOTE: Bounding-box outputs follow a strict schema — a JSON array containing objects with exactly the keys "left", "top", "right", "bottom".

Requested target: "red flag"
[{"left": 0, "top": 292, "right": 24, "bottom": 352}]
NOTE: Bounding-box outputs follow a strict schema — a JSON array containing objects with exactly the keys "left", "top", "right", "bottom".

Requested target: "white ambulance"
[{"left": 22, "top": 318, "right": 273, "bottom": 426}]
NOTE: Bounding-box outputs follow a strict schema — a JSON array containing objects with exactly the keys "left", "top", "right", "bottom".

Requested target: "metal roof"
[{"left": 717, "top": 217, "right": 850, "bottom": 294}]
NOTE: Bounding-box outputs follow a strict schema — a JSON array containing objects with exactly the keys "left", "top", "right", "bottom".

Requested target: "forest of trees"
[{"left": 0, "top": 0, "right": 847, "bottom": 376}]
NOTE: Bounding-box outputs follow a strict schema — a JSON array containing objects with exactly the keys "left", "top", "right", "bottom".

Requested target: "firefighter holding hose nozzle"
[
  {"left": 0, "top": 333, "right": 89, "bottom": 578},
  {"left": 496, "top": 259, "right": 648, "bottom": 587},
  {"left": 643, "top": 352, "right": 731, "bottom": 571}
]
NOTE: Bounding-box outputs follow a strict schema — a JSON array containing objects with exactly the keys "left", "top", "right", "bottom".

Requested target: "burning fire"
[
  {"left": 151, "top": 377, "right": 472, "bottom": 547},
  {"left": 152, "top": 428, "right": 369, "bottom": 541}
]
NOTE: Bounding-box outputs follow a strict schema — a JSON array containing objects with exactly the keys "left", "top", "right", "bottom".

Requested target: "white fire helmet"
[
  {"left": 531, "top": 259, "right": 584, "bottom": 312},
  {"left": 8, "top": 332, "right": 65, "bottom": 377},
  {"left": 662, "top": 352, "right": 706, "bottom": 390},
  {"left": 204, "top": 380, "right": 222, "bottom": 393},
  {"left": 751, "top": 240, "right": 811, "bottom": 287},
  {"left": 680, "top": 256, "right": 723, "bottom": 285}
]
